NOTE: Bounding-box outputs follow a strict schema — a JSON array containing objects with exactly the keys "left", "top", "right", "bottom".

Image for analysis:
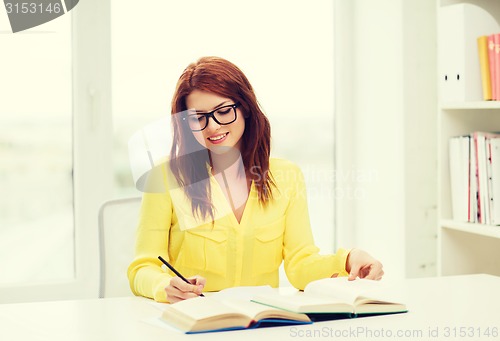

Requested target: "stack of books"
[
  {"left": 449, "top": 132, "right": 500, "bottom": 225},
  {"left": 478, "top": 34, "right": 500, "bottom": 100}
]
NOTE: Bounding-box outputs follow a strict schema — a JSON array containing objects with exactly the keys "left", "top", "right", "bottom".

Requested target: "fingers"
[
  {"left": 192, "top": 275, "right": 206, "bottom": 289},
  {"left": 166, "top": 278, "right": 198, "bottom": 303},
  {"left": 165, "top": 276, "right": 206, "bottom": 303},
  {"left": 348, "top": 264, "right": 361, "bottom": 281},
  {"left": 346, "top": 249, "right": 384, "bottom": 281},
  {"left": 367, "top": 262, "right": 384, "bottom": 280},
  {"left": 357, "top": 262, "right": 384, "bottom": 280}
]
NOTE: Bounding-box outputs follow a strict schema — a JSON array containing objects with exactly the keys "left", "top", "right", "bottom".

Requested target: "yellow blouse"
[{"left": 127, "top": 158, "right": 350, "bottom": 302}]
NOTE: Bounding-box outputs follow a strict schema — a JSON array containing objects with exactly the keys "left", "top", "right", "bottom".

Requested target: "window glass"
[{"left": 0, "top": 13, "right": 74, "bottom": 284}]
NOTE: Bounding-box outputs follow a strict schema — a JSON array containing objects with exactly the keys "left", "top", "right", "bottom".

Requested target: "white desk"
[{"left": 0, "top": 274, "right": 499, "bottom": 341}]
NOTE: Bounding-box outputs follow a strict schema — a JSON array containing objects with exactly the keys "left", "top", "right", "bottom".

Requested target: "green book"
[{"left": 251, "top": 277, "right": 408, "bottom": 321}]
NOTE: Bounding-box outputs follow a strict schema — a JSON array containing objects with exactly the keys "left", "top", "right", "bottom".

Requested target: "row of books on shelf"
[
  {"left": 449, "top": 131, "right": 500, "bottom": 225},
  {"left": 478, "top": 34, "right": 500, "bottom": 101}
]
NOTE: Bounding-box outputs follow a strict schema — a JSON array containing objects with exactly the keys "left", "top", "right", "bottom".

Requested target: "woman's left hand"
[{"left": 345, "top": 249, "right": 384, "bottom": 280}]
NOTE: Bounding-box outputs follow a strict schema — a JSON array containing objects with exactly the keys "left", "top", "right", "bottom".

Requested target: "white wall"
[
  {"left": 402, "top": 0, "right": 438, "bottom": 278},
  {"left": 335, "top": 0, "right": 437, "bottom": 279}
]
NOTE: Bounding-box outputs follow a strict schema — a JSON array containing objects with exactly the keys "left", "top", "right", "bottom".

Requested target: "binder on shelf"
[
  {"left": 439, "top": 3, "right": 500, "bottom": 102},
  {"left": 488, "top": 34, "right": 497, "bottom": 100},
  {"left": 451, "top": 132, "right": 500, "bottom": 225},
  {"left": 448, "top": 131, "right": 500, "bottom": 225},
  {"left": 494, "top": 33, "right": 500, "bottom": 101},
  {"left": 477, "top": 36, "right": 492, "bottom": 100},
  {"left": 474, "top": 132, "right": 500, "bottom": 224},
  {"left": 489, "top": 138, "right": 500, "bottom": 225},
  {"left": 486, "top": 137, "right": 495, "bottom": 224},
  {"left": 449, "top": 135, "right": 471, "bottom": 223},
  {"left": 470, "top": 136, "right": 478, "bottom": 223},
  {"left": 474, "top": 132, "right": 490, "bottom": 224}
]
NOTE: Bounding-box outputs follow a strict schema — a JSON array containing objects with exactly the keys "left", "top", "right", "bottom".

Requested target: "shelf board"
[
  {"left": 441, "top": 220, "right": 500, "bottom": 239},
  {"left": 441, "top": 101, "right": 500, "bottom": 110}
]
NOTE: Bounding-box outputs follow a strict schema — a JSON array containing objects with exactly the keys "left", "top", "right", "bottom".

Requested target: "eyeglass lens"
[{"left": 187, "top": 105, "right": 237, "bottom": 131}]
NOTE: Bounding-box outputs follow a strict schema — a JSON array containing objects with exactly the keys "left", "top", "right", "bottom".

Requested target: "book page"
[
  {"left": 304, "top": 277, "right": 404, "bottom": 306},
  {"left": 165, "top": 296, "right": 248, "bottom": 321},
  {"left": 209, "top": 285, "right": 276, "bottom": 302},
  {"left": 251, "top": 291, "right": 354, "bottom": 314},
  {"left": 162, "top": 297, "right": 255, "bottom": 332},
  {"left": 222, "top": 299, "right": 309, "bottom": 322}
]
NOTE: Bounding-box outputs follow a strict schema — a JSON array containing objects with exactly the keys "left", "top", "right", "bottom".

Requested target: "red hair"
[{"left": 169, "top": 56, "right": 275, "bottom": 220}]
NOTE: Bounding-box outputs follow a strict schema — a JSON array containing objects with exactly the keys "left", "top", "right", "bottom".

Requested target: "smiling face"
[{"left": 186, "top": 90, "right": 246, "bottom": 153}]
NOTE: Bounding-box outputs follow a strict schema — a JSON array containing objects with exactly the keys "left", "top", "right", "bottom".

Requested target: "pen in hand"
[{"left": 158, "top": 256, "right": 205, "bottom": 297}]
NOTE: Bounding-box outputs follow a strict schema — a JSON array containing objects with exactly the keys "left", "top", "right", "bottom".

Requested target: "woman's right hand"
[{"left": 165, "top": 275, "right": 206, "bottom": 303}]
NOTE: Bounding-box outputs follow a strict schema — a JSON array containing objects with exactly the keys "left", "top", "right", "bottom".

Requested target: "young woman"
[{"left": 127, "top": 56, "right": 383, "bottom": 303}]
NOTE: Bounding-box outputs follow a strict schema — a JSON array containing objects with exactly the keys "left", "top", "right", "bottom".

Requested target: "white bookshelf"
[
  {"left": 441, "top": 101, "right": 500, "bottom": 109},
  {"left": 438, "top": 0, "right": 500, "bottom": 276},
  {"left": 441, "top": 220, "right": 500, "bottom": 239}
]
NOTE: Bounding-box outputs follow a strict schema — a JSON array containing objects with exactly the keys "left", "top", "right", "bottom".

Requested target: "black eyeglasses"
[{"left": 184, "top": 103, "right": 240, "bottom": 131}]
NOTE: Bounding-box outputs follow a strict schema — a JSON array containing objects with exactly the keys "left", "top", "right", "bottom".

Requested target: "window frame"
[{"left": 0, "top": 0, "right": 113, "bottom": 303}]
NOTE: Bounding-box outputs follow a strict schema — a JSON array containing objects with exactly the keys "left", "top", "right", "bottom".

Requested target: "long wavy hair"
[{"left": 169, "top": 56, "right": 275, "bottom": 221}]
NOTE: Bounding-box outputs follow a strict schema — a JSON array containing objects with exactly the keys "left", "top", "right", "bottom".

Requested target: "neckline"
[{"left": 209, "top": 172, "right": 254, "bottom": 227}]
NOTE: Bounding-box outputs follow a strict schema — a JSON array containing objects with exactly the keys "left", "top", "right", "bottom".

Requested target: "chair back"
[{"left": 98, "top": 196, "right": 142, "bottom": 298}]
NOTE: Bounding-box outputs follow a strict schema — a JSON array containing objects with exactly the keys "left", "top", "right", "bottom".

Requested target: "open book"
[
  {"left": 251, "top": 277, "right": 407, "bottom": 320},
  {"left": 160, "top": 296, "right": 311, "bottom": 334}
]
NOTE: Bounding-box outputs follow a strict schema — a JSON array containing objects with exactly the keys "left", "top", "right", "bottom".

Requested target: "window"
[
  {"left": 0, "top": 0, "right": 112, "bottom": 302},
  {"left": 0, "top": 11, "right": 74, "bottom": 286}
]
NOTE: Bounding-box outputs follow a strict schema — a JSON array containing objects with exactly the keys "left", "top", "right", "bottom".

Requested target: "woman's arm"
[
  {"left": 281, "top": 163, "right": 384, "bottom": 287},
  {"left": 127, "top": 192, "right": 174, "bottom": 302},
  {"left": 281, "top": 163, "right": 350, "bottom": 290}
]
